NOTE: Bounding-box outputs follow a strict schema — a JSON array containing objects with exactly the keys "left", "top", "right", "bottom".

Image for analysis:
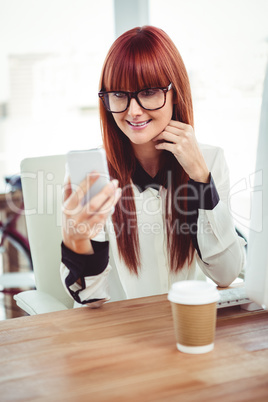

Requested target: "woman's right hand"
[{"left": 62, "top": 173, "right": 121, "bottom": 255}]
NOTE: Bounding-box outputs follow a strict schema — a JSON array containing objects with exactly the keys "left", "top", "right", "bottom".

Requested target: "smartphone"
[{"left": 67, "top": 148, "right": 110, "bottom": 205}]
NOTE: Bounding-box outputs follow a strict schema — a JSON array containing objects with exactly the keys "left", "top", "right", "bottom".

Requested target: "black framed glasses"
[{"left": 98, "top": 83, "right": 172, "bottom": 113}]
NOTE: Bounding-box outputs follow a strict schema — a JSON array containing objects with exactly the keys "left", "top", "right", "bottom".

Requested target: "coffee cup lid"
[{"left": 168, "top": 280, "right": 220, "bottom": 305}]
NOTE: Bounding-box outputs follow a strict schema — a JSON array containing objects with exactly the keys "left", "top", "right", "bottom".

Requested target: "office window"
[{"left": 0, "top": 0, "right": 115, "bottom": 185}]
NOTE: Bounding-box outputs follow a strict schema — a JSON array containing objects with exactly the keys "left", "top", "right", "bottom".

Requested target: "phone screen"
[{"left": 67, "top": 148, "right": 110, "bottom": 204}]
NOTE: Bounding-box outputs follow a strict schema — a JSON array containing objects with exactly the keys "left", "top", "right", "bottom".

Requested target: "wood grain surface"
[{"left": 0, "top": 294, "right": 268, "bottom": 401}]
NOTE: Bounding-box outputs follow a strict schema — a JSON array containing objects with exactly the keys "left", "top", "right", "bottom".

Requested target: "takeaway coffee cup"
[{"left": 168, "top": 280, "right": 220, "bottom": 354}]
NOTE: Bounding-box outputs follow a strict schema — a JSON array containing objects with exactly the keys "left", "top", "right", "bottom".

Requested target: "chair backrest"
[{"left": 20, "top": 154, "right": 74, "bottom": 309}]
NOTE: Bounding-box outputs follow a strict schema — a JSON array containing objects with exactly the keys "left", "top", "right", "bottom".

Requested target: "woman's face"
[{"left": 112, "top": 89, "right": 174, "bottom": 146}]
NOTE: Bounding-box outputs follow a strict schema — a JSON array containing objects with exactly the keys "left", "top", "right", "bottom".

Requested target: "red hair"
[{"left": 99, "top": 26, "right": 194, "bottom": 274}]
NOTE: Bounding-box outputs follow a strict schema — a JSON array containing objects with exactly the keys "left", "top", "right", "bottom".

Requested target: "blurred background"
[{"left": 0, "top": 0, "right": 268, "bottom": 234}]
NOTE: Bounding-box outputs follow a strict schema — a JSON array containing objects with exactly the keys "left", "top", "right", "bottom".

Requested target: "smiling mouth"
[{"left": 127, "top": 119, "right": 152, "bottom": 127}]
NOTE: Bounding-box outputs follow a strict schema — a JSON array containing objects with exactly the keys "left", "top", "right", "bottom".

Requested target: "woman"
[{"left": 60, "top": 26, "right": 246, "bottom": 307}]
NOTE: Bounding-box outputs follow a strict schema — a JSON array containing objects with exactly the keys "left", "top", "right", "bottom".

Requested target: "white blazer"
[{"left": 60, "top": 144, "right": 246, "bottom": 307}]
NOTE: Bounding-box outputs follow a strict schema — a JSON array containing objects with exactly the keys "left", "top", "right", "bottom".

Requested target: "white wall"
[
  {"left": 0, "top": 0, "right": 268, "bottom": 236},
  {"left": 0, "top": 0, "right": 115, "bottom": 102},
  {"left": 150, "top": 0, "right": 268, "bottom": 234},
  {"left": 0, "top": 0, "right": 115, "bottom": 186}
]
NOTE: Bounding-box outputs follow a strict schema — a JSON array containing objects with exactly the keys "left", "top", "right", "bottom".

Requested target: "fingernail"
[
  {"left": 111, "top": 179, "right": 119, "bottom": 187},
  {"left": 115, "top": 187, "right": 122, "bottom": 197},
  {"left": 87, "top": 171, "right": 99, "bottom": 179}
]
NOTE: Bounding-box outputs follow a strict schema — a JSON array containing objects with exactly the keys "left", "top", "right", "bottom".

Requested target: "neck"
[{"left": 131, "top": 141, "right": 162, "bottom": 177}]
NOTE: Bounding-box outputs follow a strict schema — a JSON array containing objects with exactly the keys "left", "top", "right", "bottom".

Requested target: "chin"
[{"left": 130, "top": 139, "right": 149, "bottom": 145}]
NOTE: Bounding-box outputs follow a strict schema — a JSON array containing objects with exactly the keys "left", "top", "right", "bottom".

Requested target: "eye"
[
  {"left": 140, "top": 89, "right": 159, "bottom": 97},
  {"left": 141, "top": 89, "right": 157, "bottom": 96},
  {"left": 112, "top": 92, "right": 127, "bottom": 99}
]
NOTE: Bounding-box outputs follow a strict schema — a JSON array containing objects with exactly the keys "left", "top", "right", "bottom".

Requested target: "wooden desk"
[{"left": 0, "top": 295, "right": 268, "bottom": 401}]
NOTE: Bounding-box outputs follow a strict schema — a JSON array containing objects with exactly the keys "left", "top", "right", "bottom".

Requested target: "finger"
[
  {"left": 66, "top": 172, "right": 100, "bottom": 206},
  {"left": 153, "top": 124, "right": 185, "bottom": 143},
  {"left": 169, "top": 120, "right": 190, "bottom": 130},
  {"left": 96, "top": 187, "right": 122, "bottom": 215},
  {"left": 82, "top": 179, "right": 119, "bottom": 215},
  {"left": 66, "top": 188, "right": 122, "bottom": 240},
  {"left": 63, "top": 172, "right": 100, "bottom": 214},
  {"left": 154, "top": 142, "right": 176, "bottom": 153},
  {"left": 81, "top": 187, "right": 121, "bottom": 226},
  {"left": 91, "top": 189, "right": 122, "bottom": 228},
  {"left": 153, "top": 131, "right": 178, "bottom": 144},
  {"left": 87, "top": 195, "right": 118, "bottom": 230},
  {"left": 74, "top": 172, "right": 101, "bottom": 204},
  {"left": 164, "top": 125, "right": 185, "bottom": 135},
  {"left": 62, "top": 175, "right": 72, "bottom": 202}
]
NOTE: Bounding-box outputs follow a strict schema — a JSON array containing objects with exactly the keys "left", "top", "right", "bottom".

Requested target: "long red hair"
[{"left": 99, "top": 26, "right": 194, "bottom": 274}]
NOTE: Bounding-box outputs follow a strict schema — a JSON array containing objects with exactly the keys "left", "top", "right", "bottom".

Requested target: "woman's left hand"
[{"left": 154, "top": 120, "right": 210, "bottom": 183}]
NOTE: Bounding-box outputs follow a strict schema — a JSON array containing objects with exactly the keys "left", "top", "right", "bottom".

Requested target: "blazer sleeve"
[
  {"left": 60, "top": 228, "right": 111, "bottom": 308},
  {"left": 188, "top": 147, "right": 246, "bottom": 287}
]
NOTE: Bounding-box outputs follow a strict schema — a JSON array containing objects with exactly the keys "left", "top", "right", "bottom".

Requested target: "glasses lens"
[
  {"left": 104, "top": 92, "right": 128, "bottom": 112},
  {"left": 138, "top": 89, "right": 165, "bottom": 110},
  {"left": 101, "top": 87, "right": 167, "bottom": 112}
]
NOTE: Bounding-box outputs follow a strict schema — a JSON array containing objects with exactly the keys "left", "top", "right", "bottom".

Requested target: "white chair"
[
  {"left": 14, "top": 154, "right": 74, "bottom": 314},
  {"left": 13, "top": 154, "right": 213, "bottom": 316}
]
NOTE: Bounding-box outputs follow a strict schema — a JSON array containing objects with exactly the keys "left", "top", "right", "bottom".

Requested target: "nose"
[{"left": 127, "top": 98, "right": 143, "bottom": 117}]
